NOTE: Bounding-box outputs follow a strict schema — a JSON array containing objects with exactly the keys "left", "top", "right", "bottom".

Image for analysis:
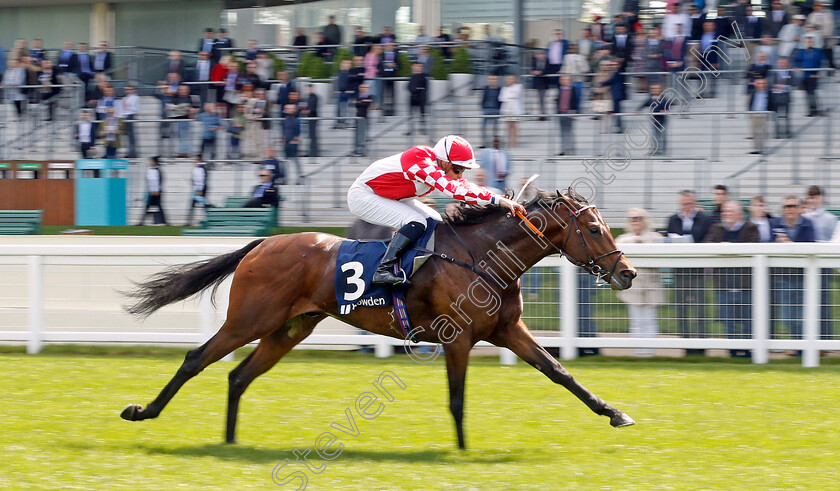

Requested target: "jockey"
[{"left": 347, "top": 134, "right": 526, "bottom": 286}]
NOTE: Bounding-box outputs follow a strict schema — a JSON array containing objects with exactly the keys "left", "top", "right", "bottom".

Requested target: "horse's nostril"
[{"left": 621, "top": 269, "right": 637, "bottom": 280}]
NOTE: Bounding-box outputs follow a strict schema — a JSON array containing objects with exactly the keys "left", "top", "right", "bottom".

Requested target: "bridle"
[{"left": 557, "top": 202, "right": 626, "bottom": 286}]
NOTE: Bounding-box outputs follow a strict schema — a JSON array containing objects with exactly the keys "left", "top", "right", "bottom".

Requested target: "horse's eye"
[{"left": 589, "top": 226, "right": 601, "bottom": 236}]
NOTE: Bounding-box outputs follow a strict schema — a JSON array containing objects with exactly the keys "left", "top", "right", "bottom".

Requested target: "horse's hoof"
[
  {"left": 121, "top": 404, "right": 143, "bottom": 421},
  {"left": 610, "top": 412, "right": 636, "bottom": 428}
]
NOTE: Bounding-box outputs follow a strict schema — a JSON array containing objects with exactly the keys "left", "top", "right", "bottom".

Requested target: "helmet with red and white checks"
[{"left": 433, "top": 135, "right": 479, "bottom": 169}]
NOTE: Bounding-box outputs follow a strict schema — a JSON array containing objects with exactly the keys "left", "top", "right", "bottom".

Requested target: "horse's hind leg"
[
  {"left": 225, "top": 314, "right": 325, "bottom": 443},
  {"left": 121, "top": 319, "right": 260, "bottom": 422},
  {"left": 488, "top": 318, "right": 635, "bottom": 428}
]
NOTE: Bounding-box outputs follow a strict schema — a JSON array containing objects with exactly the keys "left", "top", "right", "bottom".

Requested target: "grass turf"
[{"left": 1, "top": 351, "right": 838, "bottom": 490}]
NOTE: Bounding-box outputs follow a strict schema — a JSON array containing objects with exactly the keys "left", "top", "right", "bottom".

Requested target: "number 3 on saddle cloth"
[{"left": 335, "top": 218, "right": 438, "bottom": 339}]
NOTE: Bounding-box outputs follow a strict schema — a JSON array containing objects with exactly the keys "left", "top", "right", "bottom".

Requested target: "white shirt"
[
  {"left": 196, "top": 59, "right": 211, "bottom": 81},
  {"left": 146, "top": 167, "right": 161, "bottom": 193},
  {"left": 547, "top": 39, "right": 564, "bottom": 65},
  {"left": 121, "top": 93, "right": 139, "bottom": 116},
  {"left": 78, "top": 121, "right": 93, "bottom": 143},
  {"left": 750, "top": 217, "right": 772, "bottom": 243},
  {"left": 192, "top": 164, "right": 207, "bottom": 192}
]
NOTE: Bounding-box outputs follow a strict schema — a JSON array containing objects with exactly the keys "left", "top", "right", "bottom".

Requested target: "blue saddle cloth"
[{"left": 335, "top": 218, "right": 437, "bottom": 315}]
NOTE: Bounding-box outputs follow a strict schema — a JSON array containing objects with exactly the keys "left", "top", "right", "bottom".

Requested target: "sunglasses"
[
  {"left": 783, "top": 204, "right": 799, "bottom": 209},
  {"left": 451, "top": 165, "right": 465, "bottom": 175}
]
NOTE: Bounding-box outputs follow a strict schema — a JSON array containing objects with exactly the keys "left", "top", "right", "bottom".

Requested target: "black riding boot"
[{"left": 372, "top": 232, "right": 414, "bottom": 286}]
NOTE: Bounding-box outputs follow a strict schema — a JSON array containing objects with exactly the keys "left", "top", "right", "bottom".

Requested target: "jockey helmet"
[{"left": 433, "top": 135, "right": 479, "bottom": 169}]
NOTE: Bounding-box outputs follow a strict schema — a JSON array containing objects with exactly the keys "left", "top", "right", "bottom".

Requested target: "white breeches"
[{"left": 347, "top": 183, "right": 442, "bottom": 230}]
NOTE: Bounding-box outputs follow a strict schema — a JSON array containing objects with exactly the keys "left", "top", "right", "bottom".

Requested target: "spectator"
[
  {"left": 323, "top": 15, "right": 343, "bottom": 47},
  {"left": 315, "top": 34, "right": 331, "bottom": 60},
  {"left": 804, "top": 185, "right": 838, "bottom": 339},
  {"left": 245, "top": 169, "right": 279, "bottom": 208},
  {"left": 644, "top": 26, "right": 666, "bottom": 85},
  {"left": 378, "top": 42, "right": 400, "bottom": 116},
  {"left": 255, "top": 52, "right": 273, "bottom": 82},
  {"left": 616, "top": 208, "right": 664, "bottom": 357},
  {"left": 530, "top": 51, "right": 550, "bottom": 118},
  {"left": 273, "top": 69, "right": 296, "bottom": 110},
  {"left": 293, "top": 27, "right": 309, "bottom": 51},
  {"left": 795, "top": 36, "right": 823, "bottom": 117},
  {"left": 710, "top": 185, "right": 729, "bottom": 223},
  {"left": 666, "top": 190, "right": 713, "bottom": 355},
  {"left": 546, "top": 29, "right": 568, "bottom": 82},
  {"left": 245, "top": 39, "right": 260, "bottom": 61},
  {"left": 36, "top": 59, "right": 60, "bottom": 122},
  {"left": 754, "top": 35, "right": 778, "bottom": 69},
  {"left": 241, "top": 85, "right": 261, "bottom": 158},
  {"left": 378, "top": 26, "right": 396, "bottom": 44},
  {"left": 770, "top": 58, "right": 793, "bottom": 139},
  {"left": 199, "top": 28, "right": 218, "bottom": 63},
  {"left": 742, "top": 5, "right": 763, "bottom": 41},
  {"left": 779, "top": 15, "right": 806, "bottom": 59},
  {"left": 243, "top": 61, "right": 264, "bottom": 90},
  {"left": 30, "top": 39, "right": 45, "bottom": 66},
  {"left": 770, "top": 196, "right": 816, "bottom": 340},
  {"left": 227, "top": 103, "right": 246, "bottom": 159},
  {"left": 406, "top": 62, "right": 428, "bottom": 136},
  {"left": 216, "top": 28, "right": 234, "bottom": 55},
  {"left": 197, "top": 102, "right": 221, "bottom": 161},
  {"left": 335, "top": 59, "right": 353, "bottom": 128},
  {"left": 120, "top": 84, "right": 140, "bottom": 159},
  {"left": 194, "top": 51, "right": 213, "bottom": 104},
  {"left": 435, "top": 27, "right": 453, "bottom": 59},
  {"left": 556, "top": 75, "right": 579, "bottom": 155},
  {"left": 349, "top": 55, "right": 365, "bottom": 94},
  {"left": 748, "top": 77, "right": 770, "bottom": 155},
  {"left": 745, "top": 52, "right": 771, "bottom": 95},
  {"left": 166, "top": 51, "right": 185, "bottom": 78},
  {"left": 97, "top": 106, "right": 122, "bottom": 158},
  {"left": 363, "top": 44, "right": 382, "bottom": 107},
  {"left": 95, "top": 85, "right": 116, "bottom": 132},
  {"left": 766, "top": 0, "right": 789, "bottom": 38},
  {"left": 665, "top": 24, "right": 687, "bottom": 73},
  {"left": 499, "top": 74, "right": 523, "bottom": 148},
  {"left": 220, "top": 60, "right": 242, "bottom": 112},
  {"left": 629, "top": 28, "right": 649, "bottom": 92},
  {"left": 353, "top": 83, "right": 373, "bottom": 156},
  {"left": 599, "top": 59, "right": 626, "bottom": 133},
  {"left": 416, "top": 46, "right": 433, "bottom": 75},
  {"left": 749, "top": 196, "right": 776, "bottom": 243},
  {"left": 74, "top": 109, "right": 96, "bottom": 158},
  {"left": 578, "top": 26, "right": 599, "bottom": 59},
  {"left": 210, "top": 55, "right": 231, "bottom": 110},
  {"left": 75, "top": 43, "right": 95, "bottom": 86},
  {"left": 713, "top": 5, "right": 733, "bottom": 39},
  {"left": 185, "top": 156, "right": 210, "bottom": 227},
  {"left": 478, "top": 136, "right": 510, "bottom": 192},
  {"left": 168, "top": 84, "right": 200, "bottom": 157},
  {"left": 609, "top": 23, "right": 632, "bottom": 70},
  {"left": 281, "top": 103, "right": 302, "bottom": 183},
  {"left": 137, "top": 156, "right": 167, "bottom": 226},
  {"left": 808, "top": 1, "right": 835, "bottom": 68},
  {"left": 591, "top": 59, "right": 614, "bottom": 134},
  {"left": 352, "top": 27, "right": 369, "bottom": 57},
  {"left": 301, "top": 84, "right": 319, "bottom": 157},
  {"left": 560, "top": 43, "right": 589, "bottom": 101},
  {"left": 56, "top": 41, "right": 77, "bottom": 75},
  {"left": 663, "top": 4, "right": 691, "bottom": 40},
  {"left": 93, "top": 42, "right": 112, "bottom": 74},
  {"left": 704, "top": 201, "right": 759, "bottom": 357},
  {"left": 688, "top": 4, "right": 706, "bottom": 40},
  {"left": 636, "top": 82, "right": 667, "bottom": 155},
  {"left": 261, "top": 146, "right": 285, "bottom": 185}
]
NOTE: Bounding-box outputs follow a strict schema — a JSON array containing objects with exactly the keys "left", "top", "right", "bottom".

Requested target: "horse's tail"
[{"left": 123, "top": 239, "right": 266, "bottom": 318}]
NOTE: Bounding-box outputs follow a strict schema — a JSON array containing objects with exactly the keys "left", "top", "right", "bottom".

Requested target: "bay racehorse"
[{"left": 121, "top": 189, "right": 638, "bottom": 449}]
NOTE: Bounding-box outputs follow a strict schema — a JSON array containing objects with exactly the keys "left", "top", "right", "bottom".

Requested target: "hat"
[
  {"left": 794, "top": 14, "right": 806, "bottom": 20},
  {"left": 433, "top": 135, "right": 479, "bottom": 169}
]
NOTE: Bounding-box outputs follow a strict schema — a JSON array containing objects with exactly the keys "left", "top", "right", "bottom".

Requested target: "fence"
[{"left": 0, "top": 239, "right": 838, "bottom": 367}]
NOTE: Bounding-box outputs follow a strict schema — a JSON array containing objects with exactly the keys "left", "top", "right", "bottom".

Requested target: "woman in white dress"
[
  {"left": 615, "top": 208, "right": 664, "bottom": 357},
  {"left": 499, "top": 74, "right": 523, "bottom": 148}
]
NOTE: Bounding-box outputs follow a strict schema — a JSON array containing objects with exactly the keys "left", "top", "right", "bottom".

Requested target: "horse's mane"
[{"left": 443, "top": 187, "right": 589, "bottom": 226}]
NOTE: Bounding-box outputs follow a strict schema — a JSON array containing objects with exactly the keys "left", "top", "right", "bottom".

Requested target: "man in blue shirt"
[
  {"left": 281, "top": 103, "right": 302, "bottom": 184},
  {"left": 197, "top": 103, "right": 221, "bottom": 160},
  {"left": 796, "top": 36, "right": 824, "bottom": 117},
  {"left": 480, "top": 75, "right": 502, "bottom": 148}
]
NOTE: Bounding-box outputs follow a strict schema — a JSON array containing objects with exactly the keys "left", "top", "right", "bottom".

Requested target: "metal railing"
[{"left": 1, "top": 241, "right": 838, "bottom": 367}]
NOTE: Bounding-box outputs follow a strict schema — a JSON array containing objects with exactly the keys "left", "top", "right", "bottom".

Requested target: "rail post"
[
  {"left": 751, "top": 254, "right": 769, "bottom": 364},
  {"left": 27, "top": 255, "right": 43, "bottom": 355},
  {"left": 560, "top": 258, "right": 578, "bottom": 360}
]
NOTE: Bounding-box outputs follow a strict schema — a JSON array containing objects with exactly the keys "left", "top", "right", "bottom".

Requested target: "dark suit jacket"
[
  {"left": 275, "top": 81, "right": 296, "bottom": 107},
  {"left": 167, "top": 61, "right": 185, "bottom": 78},
  {"left": 530, "top": 57, "right": 550, "bottom": 91},
  {"left": 664, "top": 36, "right": 688, "bottom": 64},
  {"left": 408, "top": 72, "right": 428, "bottom": 106},
  {"left": 715, "top": 16, "right": 733, "bottom": 38},
  {"left": 57, "top": 50, "right": 78, "bottom": 74},
  {"left": 600, "top": 71, "right": 626, "bottom": 102},
  {"left": 667, "top": 211, "right": 713, "bottom": 243},
  {"left": 690, "top": 14, "right": 707, "bottom": 40},
  {"left": 93, "top": 51, "right": 112, "bottom": 73},
  {"left": 609, "top": 34, "right": 633, "bottom": 65},
  {"left": 765, "top": 10, "right": 789, "bottom": 37},
  {"left": 481, "top": 86, "right": 501, "bottom": 110},
  {"left": 743, "top": 17, "right": 762, "bottom": 39},
  {"left": 304, "top": 92, "right": 319, "bottom": 117}
]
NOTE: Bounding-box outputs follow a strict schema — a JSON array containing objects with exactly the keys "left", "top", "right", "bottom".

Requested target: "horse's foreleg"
[
  {"left": 444, "top": 339, "right": 473, "bottom": 450},
  {"left": 225, "top": 314, "right": 324, "bottom": 443},
  {"left": 489, "top": 319, "right": 635, "bottom": 428},
  {"left": 121, "top": 320, "right": 257, "bottom": 422}
]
